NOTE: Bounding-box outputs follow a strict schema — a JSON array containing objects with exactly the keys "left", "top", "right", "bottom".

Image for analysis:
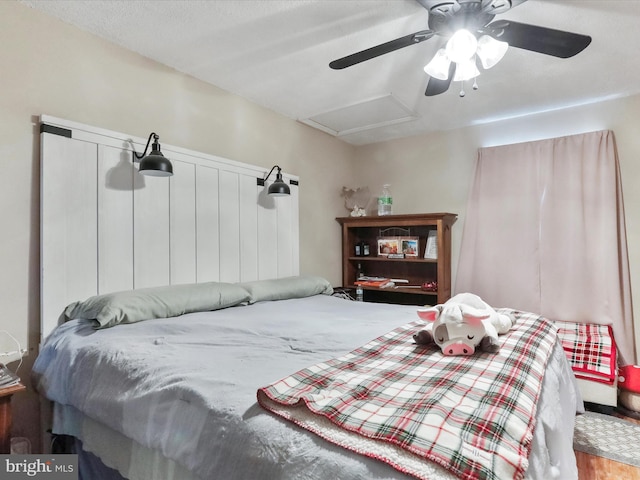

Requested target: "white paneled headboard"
[{"left": 40, "top": 115, "right": 299, "bottom": 342}]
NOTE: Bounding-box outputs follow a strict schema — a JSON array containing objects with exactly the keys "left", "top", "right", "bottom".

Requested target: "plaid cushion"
[
  {"left": 258, "top": 309, "right": 557, "bottom": 480},
  {"left": 555, "top": 321, "right": 616, "bottom": 384}
]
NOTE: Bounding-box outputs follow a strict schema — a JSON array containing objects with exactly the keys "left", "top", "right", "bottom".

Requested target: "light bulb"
[{"left": 446, "top": 29, "right": 478, "bottom": 63}]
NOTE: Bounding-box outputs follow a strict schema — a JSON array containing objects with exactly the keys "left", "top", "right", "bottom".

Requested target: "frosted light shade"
[
  {"left": 424, "top": 48, "right": 451, "bottom": 80},
  {"left": 453, "top": 58, "right": 480, "bottom": 82},
  {"left": 476, "top": 35, "right": 509, "bottom": 69},
  {"left": 445, "top": 29, "right": 478, "bottom": 63}
]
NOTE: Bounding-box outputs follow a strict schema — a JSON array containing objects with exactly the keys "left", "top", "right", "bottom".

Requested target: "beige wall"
[
  {"left": 1, "top": 1, "right": 353, "bottom": 452},
  {"left": 4, "top": 0, "right": 640, "bottom": 456},
  {"left": 353, "top": 94, "right": 640, "bottom": 364}
]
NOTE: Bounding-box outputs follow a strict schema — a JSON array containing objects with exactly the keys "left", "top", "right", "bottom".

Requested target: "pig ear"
[
  {"left": 460, "top": 305, "right": 491, "bottom": 320},
  {"left": 463, "top": 315, "right": 485, "bottom": 327},
  {"left": 417, "top": 305, "right": 442, "bottom": 322},
  {"left": 460, "top": 305, "right": 491, "bottom": 327}
]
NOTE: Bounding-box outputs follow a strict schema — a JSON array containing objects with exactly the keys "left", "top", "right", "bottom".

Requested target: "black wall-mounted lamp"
[
  {"left": 132, "top": 132, "right": 173, "bottom": 177},
  {"left": 257, "top": 165, "right": 291, "bottom": 196}
]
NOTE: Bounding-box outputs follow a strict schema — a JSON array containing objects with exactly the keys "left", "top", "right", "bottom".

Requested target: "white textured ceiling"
[{"left": 19, "top": 0, "right": 640, "bottom": 146}]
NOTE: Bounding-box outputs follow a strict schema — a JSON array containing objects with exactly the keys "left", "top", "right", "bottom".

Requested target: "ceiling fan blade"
[
  {"left": 425, "top": 63, "right": 456, "bottom": 96},
  {"left": 487, "top": 20, "right": 591, "bottom": 58},
  {"left": 329, "top": 30, "right": 434, "bottom": 70},
  {"left": 417, "top": 0, "right": 529, "bottom": 16}
]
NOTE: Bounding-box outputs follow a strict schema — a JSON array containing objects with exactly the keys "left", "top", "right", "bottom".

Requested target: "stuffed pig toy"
[{"left": 413, "top": 293, "right": 514, "bottom": 356}]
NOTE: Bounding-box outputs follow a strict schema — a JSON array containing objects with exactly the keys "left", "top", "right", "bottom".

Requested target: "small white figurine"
[{"left": 350, "top": 206, "right": 366, "bottom": 217}]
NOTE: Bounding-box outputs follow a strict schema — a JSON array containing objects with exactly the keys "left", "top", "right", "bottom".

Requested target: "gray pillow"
[
  {"left": 239, "top": 275, "right": 333, "bottom": 304},
  {"left": 64, "top": 282, "right": 251, "bottom": 329}
]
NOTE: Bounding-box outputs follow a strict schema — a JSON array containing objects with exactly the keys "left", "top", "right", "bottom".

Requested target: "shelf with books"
[
  {"left": 347, "top": 256, "right": 438, "bottom": 263},
  {"left": 336, "top": 213, "right": 457, "bottom": 305}
]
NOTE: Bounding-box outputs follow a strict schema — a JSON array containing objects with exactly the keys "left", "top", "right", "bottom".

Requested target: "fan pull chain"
[
  {"left": 459, "top": 79, "right": 479, "bottom": 97},
  {"left": 472, "top": 54, "right": 479, "bottom": 91}
]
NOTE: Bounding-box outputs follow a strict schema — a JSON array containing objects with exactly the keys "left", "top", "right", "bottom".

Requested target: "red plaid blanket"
[
  {"left": 258, "top": 310, "right": 557, "bottom": 480},
  {"left": 555, "top": 321, "right": 616, "bottom": 384}
]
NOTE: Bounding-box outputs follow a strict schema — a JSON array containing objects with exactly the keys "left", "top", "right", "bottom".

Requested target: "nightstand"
[{"left": 0, "top": 383, "right": 26, "bottom": 454}]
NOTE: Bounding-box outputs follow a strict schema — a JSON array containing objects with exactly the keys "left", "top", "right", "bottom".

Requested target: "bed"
[
  {"left": 36, "top": 117, "right": 587, "bottom": 479},
  {"left": 32, "top": 277, "right": 584, "bottom": 480}
]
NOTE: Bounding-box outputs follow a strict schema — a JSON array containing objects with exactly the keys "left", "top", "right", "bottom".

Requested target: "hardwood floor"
[
  {"left": 575, "top": 410, "right": 640, "bottom": 479},
  {"left": 575, "top": 450, "right": 640, "bottom": 479}
]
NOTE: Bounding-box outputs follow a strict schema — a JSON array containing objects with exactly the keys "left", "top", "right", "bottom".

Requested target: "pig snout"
[{"left": 442, "top": 341, "right": 475, "bottom": 356}]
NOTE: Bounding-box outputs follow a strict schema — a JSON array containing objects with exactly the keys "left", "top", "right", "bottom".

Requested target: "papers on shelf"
[
  {"left": 0, "top": 364, "right": 20, "bottom": 388},
  {"left": 424, "top": 230, "right": 438, "bottom": 259},
  {"left": 355, "top": 277, "right": 422, "bottom": 289}
]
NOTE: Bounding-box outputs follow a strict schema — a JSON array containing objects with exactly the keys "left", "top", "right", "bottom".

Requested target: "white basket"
[{"left": 619, "top": 390, "right": 640, "bottom": 413}]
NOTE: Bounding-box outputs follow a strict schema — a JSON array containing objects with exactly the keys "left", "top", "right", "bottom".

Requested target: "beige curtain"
[{"left": 455, "top": 130, "right": 636, "bottom": 365}]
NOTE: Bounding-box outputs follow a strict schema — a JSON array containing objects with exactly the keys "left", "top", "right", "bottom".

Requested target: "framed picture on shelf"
[
  {"left": 377, "top": 238, "right": 399, "bottom": 256},
  {"left": 400, "top": 237, "right": 419, "bottom": 257}
]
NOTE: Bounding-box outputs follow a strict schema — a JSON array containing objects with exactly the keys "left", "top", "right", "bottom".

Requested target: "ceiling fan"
[{"left": 329, "top": 0, "right": 592, "bottom": 96}]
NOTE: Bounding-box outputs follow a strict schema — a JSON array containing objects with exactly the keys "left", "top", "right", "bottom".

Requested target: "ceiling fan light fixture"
[
  {"left": 453, "top": 58, "right": 480, "bottom": 82},
  {"left": 424, "top": 48, "right": 451, "bottom": 80},
  {"left": 445, "top": 29, "right": 478, "bottom": 63},
  {"left": 327, "top": 0, "right": 591, "bottom": 98},
  {"left": 476, "top": 35, "right": 509, "bottom": 69}
]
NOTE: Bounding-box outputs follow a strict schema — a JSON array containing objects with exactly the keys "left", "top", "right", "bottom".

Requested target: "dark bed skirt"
[{"left": 52, "top": 434, "right": 127, "bottom": 480}]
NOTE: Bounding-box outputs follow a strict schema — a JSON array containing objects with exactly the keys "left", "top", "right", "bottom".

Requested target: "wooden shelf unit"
[
  {"left": 336, "top": 213, "right": 457, "bottom": 305},
  {"left": 0, "top": 382, "right": 26, "bottom": 454}
]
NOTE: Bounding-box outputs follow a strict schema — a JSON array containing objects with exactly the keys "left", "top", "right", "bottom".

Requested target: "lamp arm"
[
  {"left": 263, "top": 165, "right": 282, "bottom": 181},
  {"left": 133, "top": 132, "right": 159, "bottom": 160}
]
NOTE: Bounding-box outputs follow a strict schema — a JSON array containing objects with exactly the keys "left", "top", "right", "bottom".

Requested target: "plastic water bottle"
[
  {"left": 356, "top": 285, "right": 364, "bottom": 302},
  {"left": 377, "top": 184, "right": 393, "bottom": 216}
]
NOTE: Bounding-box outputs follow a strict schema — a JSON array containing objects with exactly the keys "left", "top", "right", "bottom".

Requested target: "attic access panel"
[{"left": 300, "top": 94, "right": 417, "bottom": 137}]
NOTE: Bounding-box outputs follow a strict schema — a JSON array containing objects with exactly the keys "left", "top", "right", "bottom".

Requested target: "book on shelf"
[{"left": 354, "top": 279, "right": 390, "bottom": 288}]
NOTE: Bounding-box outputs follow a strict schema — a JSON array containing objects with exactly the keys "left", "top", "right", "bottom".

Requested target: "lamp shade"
[
  {"left": 453, "top": 58, "right": 480, "bottom": 82},
  {"left": 424, "top": 48, "right": 451, "bottom": 80},
  {"left": 268, "top": 171, "right": 291, "bottom": 196},
  {"left": 476, "top": 35, "right": 509, "bottom": 69},
  {"left": 260, "top": 165, "right": 291, "bottom": 196},
  {"left": 133, "top": 133, "right": 174, "bottom": 177},
  {"left": 139, "top": 151, "right": 173, "bottom": 177}
]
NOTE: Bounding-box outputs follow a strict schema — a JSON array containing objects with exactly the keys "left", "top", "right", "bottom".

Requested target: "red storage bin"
[{"left": 619, "top": 365, "right": 640, "bottom": 393}]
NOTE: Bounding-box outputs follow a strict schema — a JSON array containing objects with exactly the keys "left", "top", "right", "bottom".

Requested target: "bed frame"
[{"left": 39, "top": 115, "right": 299, "bottom": 343}]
